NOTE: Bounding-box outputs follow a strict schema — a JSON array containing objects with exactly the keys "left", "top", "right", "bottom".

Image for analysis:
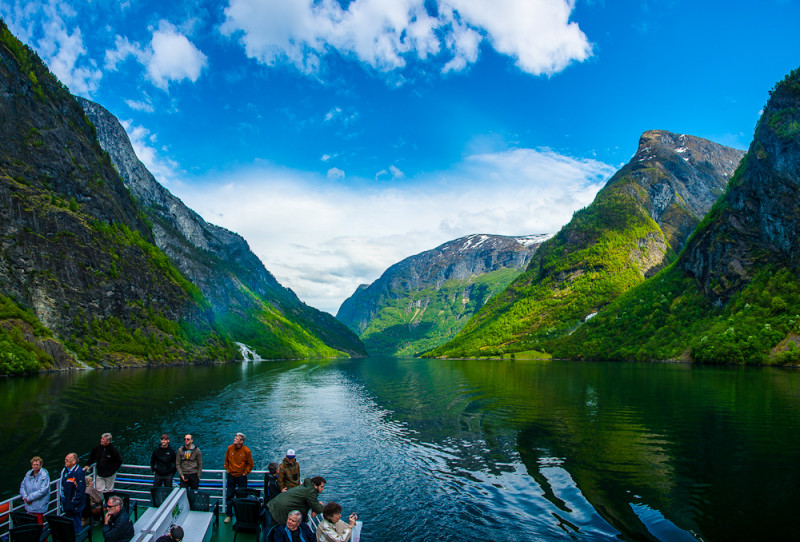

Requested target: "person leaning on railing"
[{"left": 19, "top": 455, "right": 50, "bottom": 524}]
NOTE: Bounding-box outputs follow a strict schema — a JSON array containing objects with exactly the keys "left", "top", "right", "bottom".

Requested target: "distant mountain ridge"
[
  {"left": 79, "top": 98, "right": 366, "bottom": 359},
  {"left": 428, "top": 129, "right": 744, "bottom": 358},
  {"left": 337, "top": 233, "right": 550, "bottom": 356}
]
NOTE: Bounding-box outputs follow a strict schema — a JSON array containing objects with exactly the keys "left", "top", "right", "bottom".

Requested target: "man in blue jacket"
[{"left": 61, "top": 452, "right": 86, "bottom": 533}]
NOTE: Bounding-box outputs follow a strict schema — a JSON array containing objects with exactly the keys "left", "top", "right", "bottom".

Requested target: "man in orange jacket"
[{"left": 223, "top": 432, "right": 254, "bottom": 523}]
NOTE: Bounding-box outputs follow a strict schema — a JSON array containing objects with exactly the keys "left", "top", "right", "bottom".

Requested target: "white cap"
[{"left": 286, "top": 449, "right": 296, "bottom": 458}]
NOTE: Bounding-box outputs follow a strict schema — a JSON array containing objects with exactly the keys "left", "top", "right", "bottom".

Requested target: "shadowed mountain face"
[
  {"left": 553, "top": 67, "right": 800, "bottom": 364},
  {"left": 0, "top": 20, "right": 363, "bottom": 375},
  {"left": 428, "top": 130, "right": 744, "bottom": 358},
  {"left": 337, "top": 234, "right": 549, "bottom": 356},
  {"left": 679, "top": 71, "right": 800, "bottom": 302},
  {"left": 79, "top": 98, "right": 366, "bottom": 359},
  {"left": 0, "top": 21, "right": 229, "bottom": 370}
]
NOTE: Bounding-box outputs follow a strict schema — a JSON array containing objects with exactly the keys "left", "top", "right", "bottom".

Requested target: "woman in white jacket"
[
  {"left": 316, "top": 501, "right": 358, "bottom": 542},
  {"left": 19, "top": 456, "right": 51, "bottom": 523}
]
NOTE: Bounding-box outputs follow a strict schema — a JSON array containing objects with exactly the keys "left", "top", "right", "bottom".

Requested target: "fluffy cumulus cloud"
[
  {"left": 105, "top": 21, "right": 208, "bottom": 90},
  {"left": 1, "top": 0, "right": 102, "bottom": 95},
  {"left": 172, "top": 148, "right": 615, "bottom": 314},
  {"left": 220, "top": 0, "right": 592, "bottom": 77}
]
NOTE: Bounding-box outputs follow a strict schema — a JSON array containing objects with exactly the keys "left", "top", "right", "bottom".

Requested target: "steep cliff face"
[
  {"left": 79, "top": 98, "right": 365, "bottom": 358},
  {"left": 552, "top": 67, "right": 800, "bottom": 364},
  {"left": 0, "top": 21, "right": 230, "bottom": 371},
  {"left": 680, "top": 71, "right": 800, "bottom": 302},
  {"left": 429, "top": 131, "right": 744, "bottom": 358},
  {"left": 337, "top": 234, "right": 547, "bottom": 356}
]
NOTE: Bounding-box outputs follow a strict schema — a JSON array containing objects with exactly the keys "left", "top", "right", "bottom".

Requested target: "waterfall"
[{"left": 235, "top": 342, "right": 263, "bottom": 361}]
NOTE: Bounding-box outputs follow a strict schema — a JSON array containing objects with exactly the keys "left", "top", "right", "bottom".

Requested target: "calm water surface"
[{"left": 1, "top": 357, "right": 799, "bottom": 541}]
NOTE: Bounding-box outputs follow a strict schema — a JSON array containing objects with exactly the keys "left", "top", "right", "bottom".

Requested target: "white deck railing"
[{"left": 1, "top": 464, "right": 270, "bottom": 539}]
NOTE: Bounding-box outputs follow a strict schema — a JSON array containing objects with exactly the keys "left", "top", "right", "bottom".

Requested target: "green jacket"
[{"left": 267, "top": 478, "right": 323, "bottom": 524}]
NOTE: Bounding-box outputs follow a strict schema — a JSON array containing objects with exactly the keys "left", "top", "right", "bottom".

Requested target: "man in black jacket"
[
  {"left": 102, "top": 495, "right": 134, "bottom": 542},
  {"left": 84, "top": 432, "right": 123, "bottom": 492},
  {"left": 150, "top": 434, "right": 177, "bottom": 487}
]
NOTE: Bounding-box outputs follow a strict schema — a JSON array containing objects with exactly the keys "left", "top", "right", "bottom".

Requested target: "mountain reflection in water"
[{"left": 1, "top": 357, "right": 799, "bottom": 541}]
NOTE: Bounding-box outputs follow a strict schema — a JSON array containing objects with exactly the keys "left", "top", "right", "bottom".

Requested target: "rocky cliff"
[
  {"left": 679, "top": 71, "right": 800, "bottom": 302},
  {"left": 0, "top": 21, "right": 363, "bottom": 375},
  {"left": 337, "top": 233, "right": 548, "bottom": 356},
  {"left": 0, "top": 21, "right": 229, "bottom": 372},
  {"left": 553, "top": 67, "right": 800, "bottom": 364},
  {"left": 79, "top": 98, "right": 365, "bottom": 359},
  {"left": 428, "top": 130, "right": 744, "bottom": 358}
]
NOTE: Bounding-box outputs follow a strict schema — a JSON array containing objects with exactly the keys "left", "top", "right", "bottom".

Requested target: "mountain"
[
  {"left": 428, "top": 130, "right": 744, "bottom": 358},
  {"left": 554, "top": 67, "right": 800, "bottom": 364},
  {"left": 337, "top": 233, "right": 549, "bottom": 356},
  {"left": 0, "top": 21, "right": 363, "bottom": 375},
  {"left": 79, "top": 98, "right": 366, "bottom": 359}
]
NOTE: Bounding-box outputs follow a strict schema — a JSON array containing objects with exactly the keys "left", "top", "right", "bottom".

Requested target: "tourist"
[
  {"left": 272, "top": 510, "right": 315, "bottom": 542},
  {"left": 223, "top": 432, "right": 254, "bottom": 523},
  {"left": 84, "top": 432, "right": 122, "bottom": 492},
  {"left": 264, "top": 462, "right": 281, "bottom": 504},
  {"left": 60, "top": 452, "right": 86, "bottom": 533},
  {"left": 102, "top": 495, "right": 134, "bottom": 542},
  {"left": 151, "top": 433, "right": 177, "bottom": 487},
  {"left": 155, "top": 525, "right": 184, "bottom": 542},
  {"left": 267, "top": 476, "right": 325, "bottom": 526},
  {"left": 277, "top": 449, "right": 300, "bottom": 492},
  {"left": 19, "top": 456, "right": 49, "bottom": 524},
  {"left": 83, "top": 476, "right": 104, "bottom": 526},
  {"left": 176, "top": 434, "right": 203, "bottom": 490},
  {"left": 316, "top": 502, "right": 357, "bottom": 542}
]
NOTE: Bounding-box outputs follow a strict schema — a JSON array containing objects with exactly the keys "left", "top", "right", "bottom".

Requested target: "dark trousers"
[
  {"left": 226, "top": 473, "right": 248, "bottom": 516},
  {"left": 179, "top": 473, "right": 200, "bottom": 490},
  {"left": 64, "top": 505, "right": 84, "bottom": 533},
  {"left": 153, "top": 473, "right": 174, "bottom": 487}
]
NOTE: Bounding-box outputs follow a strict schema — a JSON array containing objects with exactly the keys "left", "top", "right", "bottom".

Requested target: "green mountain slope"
[
  {"left": 428, "top": 131, "right": 744, "bottom": 358},
  {"left": 80, "top": 98, "right": 365, "bottom": 360},
  {"left": 337, "top": 234, "right": 546, "bottom": 356},
  {"left": 554, "top": 67, "right": 800, "bottom": 364},
  {"left": 0, "top": 21, "right": 363, "bottom": 375}
]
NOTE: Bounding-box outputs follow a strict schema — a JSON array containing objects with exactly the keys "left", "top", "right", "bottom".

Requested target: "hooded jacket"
[
  {"left": 277, "top": 457, "right": 300, "bottom": 491},
  {"left": 19, "top": 467, "right": 50, "bottom": 514}
]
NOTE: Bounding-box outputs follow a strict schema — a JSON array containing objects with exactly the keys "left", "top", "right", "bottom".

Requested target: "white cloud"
[
  {"left": 147, "top": 22, "right": 208, "bottom": 89},
  {"left": 105, "top": 21, "right": 208, "bottom": 90},
  {"left": 172, "top": 148, "right": 614, "bottom": 314},
  {"left": 3, "top": 0, "right": 102, "bottom": 95},
  {"left": 220, "top": 0, "right": 591, "bottom": 77},
  {"left": 327, "top": 167, "right": 346, "bottom": 180},
  {"left": 125, "top": 98, "right": 155, "bottom": 112},
  {"left": 120, "top": 120, "right": 181, "bottom": 185}
]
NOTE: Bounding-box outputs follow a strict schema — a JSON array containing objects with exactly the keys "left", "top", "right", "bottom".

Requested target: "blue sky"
[{"left": 2, "top": 0, "right": 799, "bottom": 314}]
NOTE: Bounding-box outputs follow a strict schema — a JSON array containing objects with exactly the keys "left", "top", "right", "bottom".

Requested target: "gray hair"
[
  {"left": 107, "top": 496, "right": 123, "bottom": 508},
  {"left": 102, "top": 433, "right": 112, "bottom": 441},
  {"left": 287, "top": 510, "right": 302, "bottom": 520},
  {"left": 235, "top": 432, "right": 245, "bottom": 441},
  {"left": 67, "top": 452, "right": 79, "bottom": 462}
]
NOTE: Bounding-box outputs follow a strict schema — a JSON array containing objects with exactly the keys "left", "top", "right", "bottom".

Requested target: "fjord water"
[{"left": 2, "top": 358, "right": 799, "bottom": 541}]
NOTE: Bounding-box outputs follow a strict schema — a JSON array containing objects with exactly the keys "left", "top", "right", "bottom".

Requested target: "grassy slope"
[
  {"left": 428, "top": 179, "right": 667, "bottom": 358},
  {"left": 361, "top": 267, "right": 523, "bottom": 356}
]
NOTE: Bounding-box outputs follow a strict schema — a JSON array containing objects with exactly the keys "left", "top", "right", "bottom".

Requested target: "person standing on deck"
[
  {"left": 277, "top": 449, "right": 300, "bottom": 492},
  {"left": 60, "top": 452, "right": 86, "bottom": 533},
  {"left": 150, "top": 434, "right": 177, "bottom": 487},
  {"left": 176, "top": 434, "right": 203, "bottom": 490},
  {"left": 223, "top": 432, "right": 254, "bottom": 524},
  {"left": 84, "top": 433, "right": 122, "bottom": 492},
  {"left": 19, "top": 456, "right": 50, "bottom": 524}
]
